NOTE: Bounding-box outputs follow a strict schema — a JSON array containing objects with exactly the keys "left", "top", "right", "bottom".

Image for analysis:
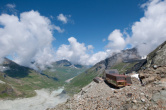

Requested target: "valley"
[{"left": 0, "top": 59, "right": 88, "bottom": 99}]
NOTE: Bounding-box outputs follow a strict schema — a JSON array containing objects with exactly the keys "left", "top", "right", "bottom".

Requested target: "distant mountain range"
[
  {"left": 0, "top": 58, "right": 88, "bottom": 99},
  {"left": 43, "top": 60, "right": 88, "bottom": 84},
  {"left": 55, "top": 59, "right": 85, "bottom": 69},
  {"left": 64, "top": 48, "right": 145, "bottom": 94},
  {"left": 2, "top": 40, "right": 166, "bottom": 99}
]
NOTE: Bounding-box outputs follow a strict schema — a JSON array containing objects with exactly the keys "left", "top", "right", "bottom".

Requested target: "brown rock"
[
  {"left": 114, "top": 90, "right": 118, "bottom": 93},
  {"left": 106, "top": 97, "right": 110, "bottom": 101},
  {"left": 132, "top": 100, "right": 137, "bottom": 103}
]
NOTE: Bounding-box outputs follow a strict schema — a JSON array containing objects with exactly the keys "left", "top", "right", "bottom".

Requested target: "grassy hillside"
[
  {"left": 43, "top": 63, "right": 87, "bottom": 85},
  {"left": 110, "top": 62, "right": 138, "bottom": 74},
  {"left": 0, "top": 69, "right": 61, "bottom": 99},
  {"left": 64, "top": 61, "right": 141, "bottom": 95},
  {"left": 0, "top": 59, "right": 88, "bottom": 99},
  {"left": 64, "top": 66, "right": 99, "bottom": 94}
]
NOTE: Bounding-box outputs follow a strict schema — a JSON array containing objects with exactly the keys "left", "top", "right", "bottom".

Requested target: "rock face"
[
  {"left": 139, "top": 66, "right": 166, "bottom": 85},
  {"left": 89, "top": 48, "right": 141, "bottom": 76},
  {"left": 98, "top": 48, "right": 141, "bottom": 70},
  {"left": 139, "top": 41, "right": 166, "bottom": 85},
  {"left": 49, "top": 75, "right": 166, "bottom": 110},
  {"left": 146, "top": 41, "right": 166, "bottom": 67}
]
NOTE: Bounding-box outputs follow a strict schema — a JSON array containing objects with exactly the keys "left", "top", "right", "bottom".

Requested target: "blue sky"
[
  {"left": 0, "top": 0, "right": 144, "bottom": 52},
  {"left": 0, "top": 0, "right": 166, "bottom": 68}
]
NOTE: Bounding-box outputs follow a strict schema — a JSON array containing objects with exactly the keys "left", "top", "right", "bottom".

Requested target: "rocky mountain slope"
[
  {"left": 50, "top": 76, "right": 166, "bottom": 110},
  {"left": 64, "top": 48, "right": 143, "bottom": 94},
  {"left": 146, "top": 41, "right": 166, "bottom": 67},
  {"left": 49, "top": 41, "right": 166, "bottom": 110},
  {"left": 139, "top": 41, "right": 166, "bottom": 85}
]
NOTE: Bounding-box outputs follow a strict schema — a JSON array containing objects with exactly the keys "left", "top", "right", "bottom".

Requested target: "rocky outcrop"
[
  {"left": 92, "top": 48, "right": 141, "bottom": 75},
  {"left": 49, "top": 74, "right": 166, "bottom": 110},
  {"left": 146, "top": 41, "right": 166, "bottom": 67},
  {"left": 139, "top": 66, "right": 166, "bottom": 85},
  {"left": 126, "top": 59, "right": 147, "bottom": 74},
  {"left": 138, "top": 41, "right": 166, "bottom": 85},
  {"left": 104, "top": 48, "right": 141, "bottom": 70}
]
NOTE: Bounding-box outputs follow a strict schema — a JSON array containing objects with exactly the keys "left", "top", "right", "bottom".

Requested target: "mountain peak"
[{"left": 56, "top": 60, "right": 72, "bottom": 67}]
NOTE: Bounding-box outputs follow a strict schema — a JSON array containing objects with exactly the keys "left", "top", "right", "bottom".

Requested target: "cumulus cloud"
[
  {"left": 88, "top": 51, "right": 108, "bottom": 65},
  {"left": 57, "top": 13, "right": 68, "bottom": 24},
  {"left": 56, "top": 37, "right": 110, "bottom": 65},
  {"left": 0, "top": 10, "right": 56, "bottom": 70},
  {"left": 87, "top": 45, "right": 94, "bottom": 54},
  {"left": 54, "top": 0, "right": 166, "bottom": 65},
  {"left": 129, "top": 0, "right": 166, "bottom": 56},
  {"left": 56, "top": 37, "right": 87, "bottom": 64},
  {"left": 106, "top": 29, "right": 126, "bottom": 52},
  {"left": 104, "top": 0, "right": 166, "bottom": 57},
  {"left": 1, "top": 0, "right": 165, "bottom": 68}
]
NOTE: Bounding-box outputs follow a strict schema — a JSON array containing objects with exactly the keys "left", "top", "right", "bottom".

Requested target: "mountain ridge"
[
  {"left": 64, "top": 48, "right": 143, "bottom": 94},
  {"left": 0, "top": 58, "right": 88, "bottom": 99}
]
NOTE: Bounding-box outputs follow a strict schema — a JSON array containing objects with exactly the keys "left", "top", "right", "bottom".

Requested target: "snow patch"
[{"left": 131, "top": 73, "right": 139, "bottom": 80}]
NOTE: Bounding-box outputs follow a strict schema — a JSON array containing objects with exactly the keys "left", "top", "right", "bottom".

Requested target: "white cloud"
[
  {"left": 54, "top": 0, "right": 166, "bottom": 66},
  {"left": 1, "top": 0, "right": 165, "bottom": 68},
  {"left": 0, "top": 10, "right": 56, "bottom": 70},
  {"left": 87, "top": 45, "right": 94, "bottom": 53},
  {"left": 56, "top": 37, "right": 110, "bottom": 65},
  {"left": 57, "top": 14, "right": 68, "bottom": 24},
  {"left": 104, "top": 0, "right": 166, "bottom": 57},
  {"left": 87, "top": 51, "right": 108, "bottom": 65},
  {"left": 6, "top": 4, "right": 16, "bottom": 9},
  {"left": 106, "top": 29, "right": 126, "bottom": 51},
  {"left": 129, "top": 0, "right": 166, "bottom": 56},
  {"left": 54, "top": 25, "right": 64, "bottom": 33},
  {"left": 87, "top": 45, "right": 94, "bottom": 50},
  {"left": 56, "top": 37, "right": 87, "bottom": 64}
]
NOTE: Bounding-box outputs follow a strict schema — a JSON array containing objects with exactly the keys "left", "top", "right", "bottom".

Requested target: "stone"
[
  {"left": 141, "top": 98, "right": 145, "bottom": 102},
  {"left": 106, "top": 97, "right": 110, "bottom": 101},
  {"left": 140, "top": 93, "right": 144, "bottom": 96},
  {"left": 114, "top": 90, "right": 118, "bottom": 93},
  {"left": 132, "top": 100, "right": 137, "bottom": 103},
  {"left": 126, "top": 93, "right": 132, "bottom": 98},
  {"left": 153, "top": 65, "right": 158, "bottom": 69}
]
